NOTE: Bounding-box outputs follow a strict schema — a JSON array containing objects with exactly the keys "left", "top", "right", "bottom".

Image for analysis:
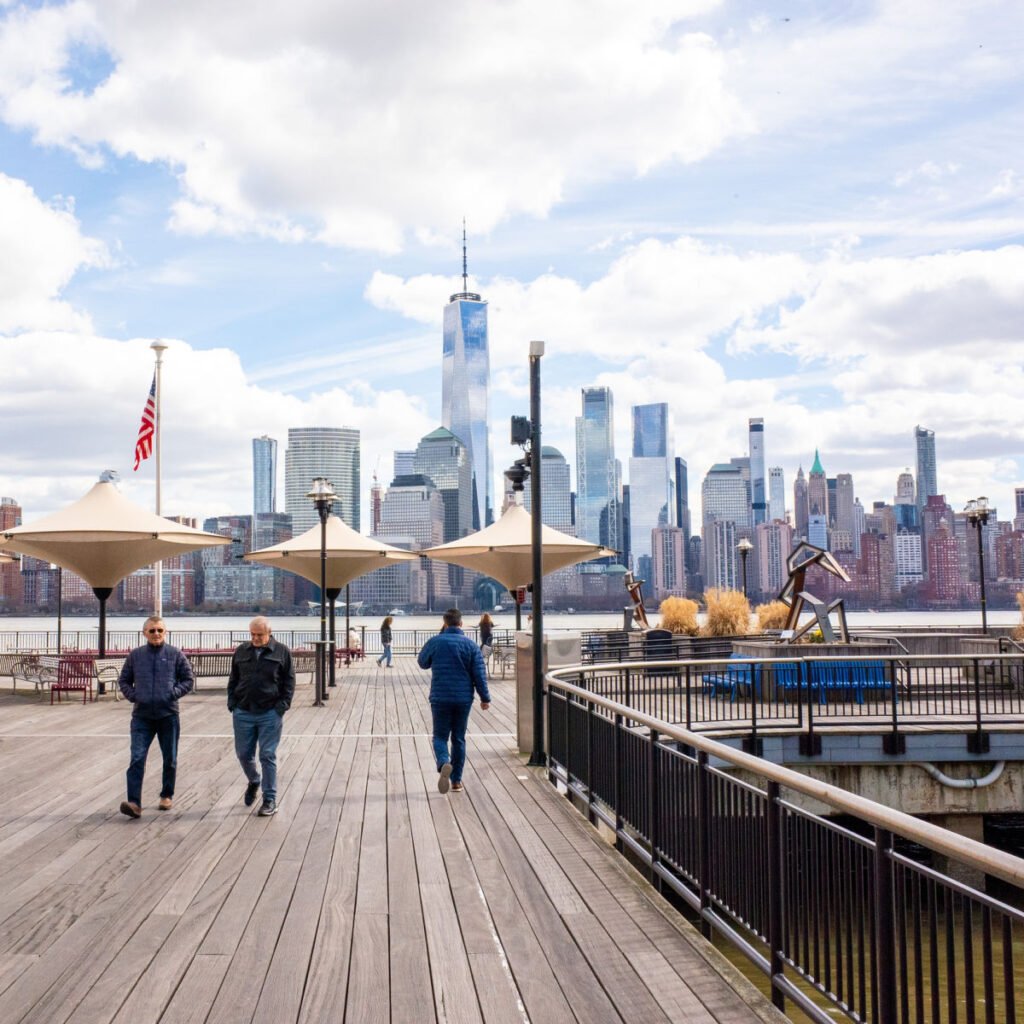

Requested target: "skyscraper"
[
  {"left": 808, "top": 450, "right": 829, "bottom": 524},
  {"left": 441, "top": 238, "right": 492, "bottom": 528},
  {"left": 834, "top": 473, "right": 857, "bottom": 556},
  {"left": 768, "top": 466, "right": 785, "bottom": 522},
  {"left": 701, "top": 462, "right": 751, "bottom": 589},
  {"left": 895, "top": 468, "right": 916, "bottom": 507},
  {"left": 915, "top": 426, "right": 937, "bottom": 514},
  {"left": 523, "top": 446, "right": 573, "bottom": 532},
  {"left": 252, "top": 435, "right": 277, "bottom": 516},
  {"left": 414, "top": 427, "right": 472, "bottom": 543},
  {"left": 284, "top": 427, "right": 360, "bottom": 535},
  {"left": 575, "top": 387, "right": 620, "bottom": 554},
  {"left": 793, "top": 466, "right": 808, "bottom": 539},
  {"left": 674, "top": 457, "right": 692, "bottom": 568},
  {"left": 628, "top": 403, "right": 674, "bottom": 580},
  {"left": 748, "top": 418, "right": 766, "bottom": 526}
]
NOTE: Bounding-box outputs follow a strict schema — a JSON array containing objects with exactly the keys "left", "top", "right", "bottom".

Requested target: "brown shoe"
[
  {"left": 158, "top": 797, "right": 173, "bottom": 811},
  {"left": 120, "top": 801, "right": 142, "bottom": 819},
  {"left": 451, "top": 782, "right": 464, "bottom": 793}
]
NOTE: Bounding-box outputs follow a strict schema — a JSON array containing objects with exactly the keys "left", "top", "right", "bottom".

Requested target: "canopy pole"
[
  {"left": 527, "top": 341, "right": 546, "bottom": 767},
  {"left": 151, "top": 340, "right": 168, "bottom": 618}
]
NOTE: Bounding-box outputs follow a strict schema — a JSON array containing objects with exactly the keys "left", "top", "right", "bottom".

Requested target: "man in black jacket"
[
  {"left": 117, "top": 616, "right": 194, "bottom": 818},
  {"left": 227, "top": 616, "right": 295, "bottom": 817}
]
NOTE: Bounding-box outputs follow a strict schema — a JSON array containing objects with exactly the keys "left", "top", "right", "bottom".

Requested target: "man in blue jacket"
[
  {"left": 117, "top": 616, "right": 194, "bottom": 818},
  {"left": 417, "top": 608, "right": 490, "bottom": 794}
]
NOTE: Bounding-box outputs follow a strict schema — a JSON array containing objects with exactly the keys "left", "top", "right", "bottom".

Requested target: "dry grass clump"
[
  {"left": 755, "top": 600, "right": 790, "bottom": 632},
  {"left": 701, "top": 588, "right": 752, "bottom": 637},
  {"left": 1014, "top": 592, "right": 1024, "bottom": 640},
  {"left": 658, "top": 596, "right": 699, "bottom": 635}
]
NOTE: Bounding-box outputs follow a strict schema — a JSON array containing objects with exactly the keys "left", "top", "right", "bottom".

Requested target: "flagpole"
[{"left": 151, "top": 340, "right": 168, "bottom": 618}]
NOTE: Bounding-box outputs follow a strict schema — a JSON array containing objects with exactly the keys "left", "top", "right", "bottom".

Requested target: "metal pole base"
[{"left": 527, "top": 751, "right": 547, "bottom": 767}]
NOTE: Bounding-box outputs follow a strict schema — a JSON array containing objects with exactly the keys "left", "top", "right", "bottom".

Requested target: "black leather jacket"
[{"left": 227, "top": 638, "right": 295, "bottom": 714}]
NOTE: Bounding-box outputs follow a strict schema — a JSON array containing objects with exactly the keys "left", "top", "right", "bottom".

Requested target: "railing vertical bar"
[
  {"left": 1002, "top": 915, "right": 1016, "bottom": 1024},
  {"left": 766, "top": 779, "right": 785, "bottom": 1013},
  {"left": 586, "top": 697, "right": 596, "bottom": 827},
  {"left": 964, "top": 901, "right": 976, "bottom": 1024},
  {"left": 875, "top": 827, "right": 897, "bottom": 1024},
  {"left": 697, "top": 749, "right": 712, "bottom": 940},
  {"left": 648, "top": 728, "right": 660, "bottom": 891},
  {"left": 946, "top": 888, "right": 958, "bottom": 1024},
  {"left": 981, "top": 906, "right": 994, "bottom": 1024}
]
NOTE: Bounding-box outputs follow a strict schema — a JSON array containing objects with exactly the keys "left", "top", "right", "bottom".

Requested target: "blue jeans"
[
  {"left": 232, "top": 708, "right": 283, "bottom": 801},
  {"left": 430, "top": 702, "right": 472, "bottom": 783},
  {"left": 377, "top": 643, "right": 392, "bottom": 666},
  {"left": 126, "top": 714, "right": 179, "bottom": 804}
]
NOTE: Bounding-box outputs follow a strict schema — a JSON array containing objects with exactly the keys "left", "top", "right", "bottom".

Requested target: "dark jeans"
[
  {"left": 430, "top": 701, "right": 472, "bottom": 783},
  {"left": 126, "top": 713, "right": 180, "bottom": 804},
  {"left": 232, "top": 708, "right": 283, "bottom": 801}
]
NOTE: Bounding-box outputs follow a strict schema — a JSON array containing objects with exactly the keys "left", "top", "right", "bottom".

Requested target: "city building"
[
  {"left": 895, "top": 468, "right": 916, "bottom": 507},
  {"left": 252, "top": 435, "right": 277, "bottom": 516},
  {"left": 1015, "top": 487, "right": 1024, "bottom": 532},
  {"left": 894, "top": 529, "right": 924, "bottom": 591},
  {"left": 674, "top": 457, "right": 692, "bottom": 567},
  {"left": 793, "top": 466, "right": 808, "bottom": 540},
  {"left": 284, "top": 427, "right": 360, "bottom": 535},
  {"left": 807, "top": 450, "right": 829, "bottom": 533},
  {"left": 575, "top": 386, "right": 621, "bottom": 555},
  {"left": 523, "top": 446, "right": 573, "bottom": 533},
  {"left": 651, "top": 525, "right": 687, "bottom": 601},
  {"left": 748, "top": 418, "right": 766, "bottom": 526},
  {"left": 393, "top": 450, "right": 416, "bottom": 478},
  {"left": 755, "top": 518, "right": 794, "bottom": 597},
  {"left": 441, "top": 247, "right": 492, "bottom": 528},
  {"left": 701, "top": 462, "right": 751, "bottom": 590},
  {"left": 0, "top": 496, "right": 23, "bottom": 609},
  {"left": 915, "top": 425, "right": 937, "bottom": 514},
  {"left": 834, "top": 473, "right": 858, "bottom": 556},
  {"left": 628, "top": 402, "right": 674, "bottom": 586},
  {"left": 414, "top": 427, "right": 472, "bottom": 543},
  {"left": 926, "top": 519, "right": 961, "bottom": 604},
  {"left": 768, "top": 466, "right": 785, "bottom": 523}
]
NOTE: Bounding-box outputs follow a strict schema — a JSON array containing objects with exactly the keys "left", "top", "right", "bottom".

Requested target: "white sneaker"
[{"left": 437, "top": 763, "right": 452, "bottom": 793}]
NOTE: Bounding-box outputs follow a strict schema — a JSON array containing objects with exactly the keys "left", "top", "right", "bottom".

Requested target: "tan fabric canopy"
[
  {"left": 245, "top": 514, "right": 418, "bottom": 589},
  {"left": 0, "top": 479, "right": 230, "bottom": 587},
  {"left": 421, "top": 502, "right": 616, "bottom": 592}
]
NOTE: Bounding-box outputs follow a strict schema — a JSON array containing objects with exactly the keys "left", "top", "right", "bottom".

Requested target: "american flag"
[{"left": 133, "top": 374, "right": 156, "bottom": 471}]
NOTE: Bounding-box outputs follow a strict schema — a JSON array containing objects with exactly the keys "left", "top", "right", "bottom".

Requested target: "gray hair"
[
  {"left": 249, "top": 616, "right": 272, "bottom": 633},
  {"left": 442, "top": 608, "right": 462, "bottom": 627}
]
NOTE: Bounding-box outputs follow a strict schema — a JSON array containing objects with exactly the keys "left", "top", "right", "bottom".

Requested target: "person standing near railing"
[
  {"left": 117, "top": 616, "right": 194, "bottom": 819},
  {"left": 477, "top": 613, "right": 494, "bottom": 662},
  {"left": 377, "top": 616, "right": 394, "bottom": 668}
]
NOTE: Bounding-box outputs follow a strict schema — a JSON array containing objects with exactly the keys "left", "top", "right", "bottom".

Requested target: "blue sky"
[{"left": 1, "top": 0, "right": 1023, "bottom": 531}]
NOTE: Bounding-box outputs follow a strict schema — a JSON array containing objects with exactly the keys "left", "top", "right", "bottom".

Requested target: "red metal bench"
[{"left": 52, "top": 655, "right": 96, "bottom": 704}]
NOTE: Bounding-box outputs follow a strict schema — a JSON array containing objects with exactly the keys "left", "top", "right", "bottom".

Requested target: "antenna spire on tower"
[{"left": 462, "top": 217, "right": 468, "bottom": 294}]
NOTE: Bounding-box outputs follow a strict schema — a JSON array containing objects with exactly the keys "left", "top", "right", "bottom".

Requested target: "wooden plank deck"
[{"left": 0, "top": 659, "right": 783, "bottom": 1024}]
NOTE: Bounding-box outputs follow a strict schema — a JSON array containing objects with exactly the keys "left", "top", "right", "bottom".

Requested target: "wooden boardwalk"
[{"left": 0, "top": 660, "right": 782, "bottom": 1024}]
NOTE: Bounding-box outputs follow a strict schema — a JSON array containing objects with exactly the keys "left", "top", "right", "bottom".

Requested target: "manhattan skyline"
[{"left": 0, "top": 2, "right": 1022, "bottom": 528}]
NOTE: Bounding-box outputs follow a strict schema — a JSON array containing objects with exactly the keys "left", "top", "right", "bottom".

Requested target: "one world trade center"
[{"left": 441, "top": 237, "right": 492, "bottom": 529}]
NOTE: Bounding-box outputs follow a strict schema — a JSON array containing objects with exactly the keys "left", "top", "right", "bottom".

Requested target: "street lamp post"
[
  {"left": 527, "top": 340, "right": 546, "bottom": 768},
  {"left": 737, "top": 537, "right": 753, "bottom": 598},
  {"left": 50, "top": 563, "right": 63, "bottom": 655},
  {"left": 307, "top": 477, "right": 336, "bottom": 706},
  {"left": 964, "top": 497, "right": 990, "bottom": 635}
]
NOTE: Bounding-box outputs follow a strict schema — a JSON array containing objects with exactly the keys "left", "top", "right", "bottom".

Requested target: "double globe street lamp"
[{"left": 964, "top": 497, "right": 990, "bottom": 635}]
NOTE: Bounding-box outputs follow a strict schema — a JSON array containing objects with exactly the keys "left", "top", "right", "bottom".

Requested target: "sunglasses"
[{"left": 146, "top": 628, "right": 165, "bottom": 635}]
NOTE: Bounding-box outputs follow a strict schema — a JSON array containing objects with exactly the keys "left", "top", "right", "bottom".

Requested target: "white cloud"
[
  {"left": 0, "top": 332, "right": 435, "bottom": 524},
  {"left": 0, "top": 172, "right": 107, "bottom": 333},
  {"left": 0, "top": 0, "right": 748, "bottom": 252}
]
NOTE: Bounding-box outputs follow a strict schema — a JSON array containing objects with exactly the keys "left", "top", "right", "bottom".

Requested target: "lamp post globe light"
[
  {"left": 964, "top": 497, "right": 990, "bottom": 635},
  {"left": 307, "top": 477, "right": 336, "bottom": 706},
  {"left": 737, "top": 537, "right": 753, "bottom": 598}
]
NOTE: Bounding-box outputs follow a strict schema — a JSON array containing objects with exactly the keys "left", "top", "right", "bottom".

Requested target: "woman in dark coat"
[{"left": 377, "top": 616, "right": 394, "bottom": 667}]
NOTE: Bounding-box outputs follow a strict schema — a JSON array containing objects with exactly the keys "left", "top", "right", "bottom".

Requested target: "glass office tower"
[
  {"left": 284, "top": 427, "right": 360, "bottom": 535},
  {"left": 628, "top": 403, "right": 674, "bottom": 575},
  {"left": 252, "top": 435, "right": 277, "bottom": 516},
  {"left": 914, "top": 425, "right": 937, "bottom": 514},
  {"left": 442, "top": 286, "right": 492, "bottom": 529},
  {"left": 575, "top": 387, "right": 620, "bottom": 554},
  {"left": 748, "top": 418, "right": 766, "bottom": 526}
]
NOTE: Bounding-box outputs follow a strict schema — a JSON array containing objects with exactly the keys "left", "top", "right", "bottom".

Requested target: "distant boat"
[
  {"left": 388, "top": 608, "right": 408, "bottom": 616},
  {"left": 493, "top": 605, "right": 504, "bottom": 613}
]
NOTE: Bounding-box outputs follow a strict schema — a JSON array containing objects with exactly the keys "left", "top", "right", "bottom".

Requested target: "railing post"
[
  {"left": 968, "top": 657, "right": 990, "bottom": 753},
  {"left": 648, "top": 728, "right": 661, "bottom": 891},
  {"left": 563, "top": 687, "right": 572, "bottom": 800},
  {"left": 874, "top": 827, "right": 898, "bottom": 1024},
  {"left": 613, "top": 711, "right": 624, "bottom": 853},
  {"left": 624, "top": 665, "right": 632, "bottom": 707},
  {"left": 586, "top": 698, "right": 596, "bottom": 826},
  {"left": 799, "top": 659, "right": 821, "bottom": 755},
  {"left": 697, "top": 749, "right": 712, "bottom": 939},
  {"left": 744, "top": 661, "right": 762, "bottom": 756},
  {"left": 685, "top": 663, "right": 692, "bottom": 730},
  {"left": 883, "top": 658, "right": 906, "bottom": 754},
  {"left": 766, "top": 780, "right": 786, "bottom": 1014}
]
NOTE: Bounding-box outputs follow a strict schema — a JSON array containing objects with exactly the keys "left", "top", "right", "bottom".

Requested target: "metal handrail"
[{"left": 546, "top": 664, "right": 1024, "bottom": 888}]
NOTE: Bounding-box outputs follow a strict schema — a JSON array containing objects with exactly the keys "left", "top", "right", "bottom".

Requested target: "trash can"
[
  {"left": 642, "top": 628, "right": 674, "bottom": 676},
  {"left": 515, "top": 632, "right": 581, "bottom": 755}
]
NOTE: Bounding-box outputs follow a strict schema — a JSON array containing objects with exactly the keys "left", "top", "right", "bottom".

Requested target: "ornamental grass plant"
[
  {"left": 1014, "top": 591, "right": 1024, "bottom": 640},
  {"left": 658, "top": 596, "right": 699, "bottom": 635},
  {"left": 701, "top": 588, "right": 751, "bottom": 637},
  {"left": 755, "top": 600, "right": 790, "bottom": 631}
]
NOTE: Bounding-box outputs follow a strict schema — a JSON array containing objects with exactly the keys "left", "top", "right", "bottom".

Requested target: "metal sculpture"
[
  {"left": 778, "top": 542, "right": 851, "bottom": 643},
  {"left": 623, "top": 570, "right": 651, "bottom": 629}
]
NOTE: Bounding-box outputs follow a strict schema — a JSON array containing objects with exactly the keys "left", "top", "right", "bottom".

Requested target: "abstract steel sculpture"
[
  {"left": 624, "top": 570, "right": 651, "bottom": 629},
  {"left": 778, "top": 542, "right": 852, "bottom": 643}
]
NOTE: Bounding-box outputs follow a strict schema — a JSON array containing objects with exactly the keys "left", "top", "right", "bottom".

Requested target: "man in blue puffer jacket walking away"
[
  {"left": 117, "top": 615, "right": 194, "bottom": 818},
  {"left": 417, "top": 608, "right": 491, "bottom": 794}
]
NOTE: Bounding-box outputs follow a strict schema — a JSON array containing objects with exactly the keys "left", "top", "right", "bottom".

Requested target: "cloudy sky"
[{"left": 1, "top": 0, "right": 1022, "bottom": 532}]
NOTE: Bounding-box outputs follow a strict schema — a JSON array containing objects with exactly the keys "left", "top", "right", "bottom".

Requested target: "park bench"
[
  {"left": 51, "top": 654, "right": 96, "bottom": 704},
  {"left": 704, "top": 655, "right": 891, "bottom": 704},
  {"left": 11, "top": 654, "right": 59, "bottom": 696}
]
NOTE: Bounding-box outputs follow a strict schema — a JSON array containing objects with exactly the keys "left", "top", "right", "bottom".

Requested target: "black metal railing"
[
  {"left": 545, "top": 671, "right": 1024, "bottom": 1024},
  {"left": 0, "top": 626, "right": 511, "bottom": 658},
  {"left": 564, "top": 653, "right": 1024, "bottom": 754}
]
